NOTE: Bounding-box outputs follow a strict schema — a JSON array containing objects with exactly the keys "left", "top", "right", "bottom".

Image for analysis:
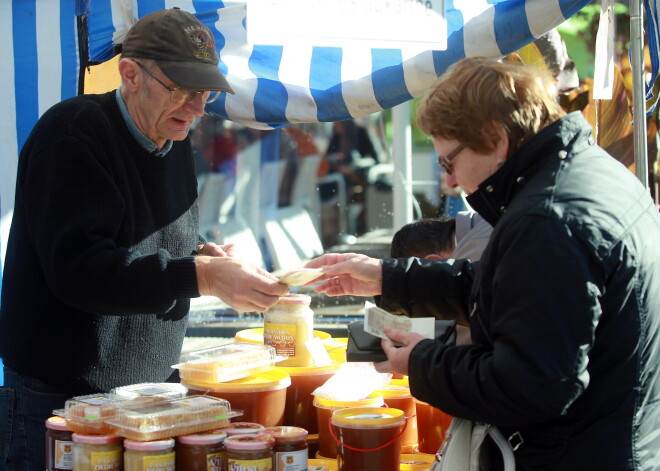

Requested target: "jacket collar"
[{"left": 466, "top": 112, "right": 594, "bottom": 227}]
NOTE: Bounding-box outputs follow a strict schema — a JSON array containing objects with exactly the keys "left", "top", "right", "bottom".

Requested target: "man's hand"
[
  {"left": 304, "top": 253, "right": 383, "bottom": 297},
  {"left": 195, "top": 256, "right": 289, "bottom": 312},
  {"left": 374, "top": 328, "right": 426, "bottom": 376}
]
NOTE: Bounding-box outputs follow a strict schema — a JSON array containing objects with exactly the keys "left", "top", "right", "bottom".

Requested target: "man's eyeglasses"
[
  {"left": 437, "top": 143, "right": 465, "bottom": 175},
  {"left": 134, "top": 60, "right": 221, "bottom": 105}
]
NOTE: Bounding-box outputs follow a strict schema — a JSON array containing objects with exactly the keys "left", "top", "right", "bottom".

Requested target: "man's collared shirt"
[{"left": 116, "top": 88, "right": 173, "bottom": 157}]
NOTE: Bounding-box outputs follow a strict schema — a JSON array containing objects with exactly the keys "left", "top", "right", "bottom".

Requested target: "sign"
[{"left": 246, "top": 0, "right": 447, "bottom": 51}]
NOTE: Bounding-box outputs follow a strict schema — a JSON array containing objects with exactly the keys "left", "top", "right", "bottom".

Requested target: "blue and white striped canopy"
[{"left": 1, "top": 0, "right": 594, "bottom": 268}]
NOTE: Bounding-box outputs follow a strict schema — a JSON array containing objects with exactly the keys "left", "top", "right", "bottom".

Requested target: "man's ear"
[{"left": 118, "top": 58, "right": 141, "bottom": 92}]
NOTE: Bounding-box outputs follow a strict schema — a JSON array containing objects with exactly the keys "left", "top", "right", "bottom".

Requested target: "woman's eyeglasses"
[
  {"left": 134, "top": 60, "right": 221, "bottom": 105},
  {"left": 437, "top": 143, "right": 465, "bottom": 175}
]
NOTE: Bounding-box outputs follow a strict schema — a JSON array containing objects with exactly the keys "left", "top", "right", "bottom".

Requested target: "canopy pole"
[
  {"left": 392, "top": 102, "right": 414, "bottom": 231},
  {"left": 630, "top": 0, "right": 650, "bottom": 189}
]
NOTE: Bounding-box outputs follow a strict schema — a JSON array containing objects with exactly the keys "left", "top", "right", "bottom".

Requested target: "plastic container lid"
[
  {"left": 308, "top": 458, "right": 338, "bottom": 471},
  {"left": 224, "top": 434, "right": 275, "bottom": 451},
  {"left": 400, "top": 453, "right": 436, "bottom": 470},
  {"left": 261, "top": 426, "right": 308, "bottom": 442},
  {"left": 177, "top": 430, "right": 228, "bottom": 445},
  {"left": 72, "top": 433, "right": 121, "bottom": 444},
  {"left": 112, "top": 382, "right": 188, "bottom": 400},
  {"left": 182, "top": 368, "right": 291, "bottom": 393},
  {"left": 276, "top": 362, "right": 341, "bottom": 376},
  {"left": 376, "top": 379, "right": 411, "bottom": 399},
  {"left": 222, "top": 422, "right": 265, "bottom": 436},
  {"left": 173, "top": 343, "right": 278, "bottom": 383},
  {"left": 236, "top": 328, "right": 331, "bottom": 345},
  {"left": 331, "top": 407, "right": 405, "bottom": 428},
  {"left": 45, "top": 416, "right": 68, "bottom": 431},
  {"left": 105, "top": 395, "right": 238, "bottom": 441},
  {"left": 313, "top": 391, "right": 384, "bottom": 409},
  {"left": 124, "top": 438, "right": 174, "bottom": 450}
]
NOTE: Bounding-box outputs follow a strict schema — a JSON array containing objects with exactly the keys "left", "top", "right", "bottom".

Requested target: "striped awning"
[{"left": 0, "top": 0, "right": 594, "bottom": 267}]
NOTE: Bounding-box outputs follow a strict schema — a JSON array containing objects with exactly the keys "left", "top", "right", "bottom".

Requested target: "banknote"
[
  {"left": 279, "top": 268, "right": 324, "bottom": 286},
  {"left": 364, "top": 301, "right": 435, "bottom": 340}
]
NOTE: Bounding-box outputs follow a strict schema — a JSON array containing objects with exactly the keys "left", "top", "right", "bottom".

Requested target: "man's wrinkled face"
[{"left": 134, "top": 62, "right": 206, "bottom": 147}]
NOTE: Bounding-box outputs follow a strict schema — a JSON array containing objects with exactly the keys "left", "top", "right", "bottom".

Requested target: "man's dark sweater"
[{"left": 0, "top": 91, "right": 201, "bottom": 395}]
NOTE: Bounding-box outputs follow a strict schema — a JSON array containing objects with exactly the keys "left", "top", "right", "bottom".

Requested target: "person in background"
[
  {"left": 390, "top": 217, "right": 457, "bottom": 260},
  {"left": 305, "top": 57, "right": 660, "bottom": 468},
  {"left": 0, "top": 9, "right": 288, "bottom": 470}
]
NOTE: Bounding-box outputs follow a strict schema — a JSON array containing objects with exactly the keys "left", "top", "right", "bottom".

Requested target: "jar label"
[
  {"left": 90, "top": 450, "right": 122, "bottom": 470},
  {"left": 228, "top": 457, "right": 272, "bottom": 471},
  {"left": 206, "top": 452, "right": 226, "bottom": 471},
  {"left": 54, "top": 440, "right": 73, "bottom": 470},
  {"left": 264, "top": 322, "right": 297, "bottom": 356},
  {"left": 275, "top": 449, "right": 307, "bottom": 470},
  {"left": 140, "top": 452, "right": 175, "bottom": 470}
]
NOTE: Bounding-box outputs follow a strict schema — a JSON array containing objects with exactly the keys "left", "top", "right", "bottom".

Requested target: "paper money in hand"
[
  {"left": 279, "top": 268, "right": 324, "bottom": 286},
  {"left": 364, "top": 302, "right": 435, "bottom": 340}
]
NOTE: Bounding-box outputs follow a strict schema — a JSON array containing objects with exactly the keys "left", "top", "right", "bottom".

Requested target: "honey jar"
[{"left": 264, "top": 294, "right": 314, "bottom": 367}]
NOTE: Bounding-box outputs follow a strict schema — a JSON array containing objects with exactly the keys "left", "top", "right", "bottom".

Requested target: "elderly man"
[{"left": 0, "top": 8, "right": 287, "bottom": 468}]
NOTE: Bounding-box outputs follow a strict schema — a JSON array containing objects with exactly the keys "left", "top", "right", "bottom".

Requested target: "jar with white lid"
[
  {"left": 45, "top": 416, "right": 73, "bottom": 471},
  {"left": 124, "top": 438, "right": 175, "bottom": 471},
  {"left": 72, "top": 433, "right": 122, "bottom": 471},
  {"left": 264, "top": 294, "right": 314, "bottom": 367}
]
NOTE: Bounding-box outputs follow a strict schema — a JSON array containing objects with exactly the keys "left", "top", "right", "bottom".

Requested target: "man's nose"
[{"left": 185, "top": 94, "right": 206, "bottom": 116}]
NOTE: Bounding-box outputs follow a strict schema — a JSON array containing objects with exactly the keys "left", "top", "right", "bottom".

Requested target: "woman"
[{"left": 306, "top": 57, "right": 660, "bottom": 469}]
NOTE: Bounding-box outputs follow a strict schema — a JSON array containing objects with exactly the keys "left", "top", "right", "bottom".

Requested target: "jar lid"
[
  {"left": 224, "top": 434, "right": 275, "bottom": 451},
  {"left": 45, "top": 416, "right": 69, "bottom": 431},
  {"left": 72, "top": 433, "right": 121, "bottom": 444},
  {"left": 177, "top": 430, "right": 228, "bottom": 445},
  {"left": 222, "top": 422, "right": 265, "bottom": 436},
  {"left": 276, "top": 294, "right": 311, "bottom": 305},
  {"left": 261, "top": 426, "right": 308, "bottom": 442},
  {"left": 376, "top": 379, "right": 411, "bottom": 398},
  {"left": 331, "top": 407, "right": 405, "bottom": 428},
  {"left": 182, "top": 369, "right": 291, "bottom": 393},
  {"left": 124, "top": 438, "right": 174, "bottom": 450}
]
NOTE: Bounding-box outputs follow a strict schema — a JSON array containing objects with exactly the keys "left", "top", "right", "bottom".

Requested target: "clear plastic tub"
[
  {"left": 61, "top": 393, "right": 141, "bottom": 435},
  {"left": 173, "top": 343, "right": 278, "bottom": 383},
  {"left": 106, "top": 395, "right": 238, "bottom": 441},
  {"left": 111, "top": 382, "right": 188, "bottom": 400}
]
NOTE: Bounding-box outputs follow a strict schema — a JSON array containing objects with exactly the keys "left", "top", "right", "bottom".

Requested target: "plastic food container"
[
  {"left": 173, "top": 343, "right": 278, "bottom": 384},
  {"left": 106, "top": 395, "right": 237, "bottom": 441},
  {"left": 111, "top": 382, "right": 188, "bottom": 400},
  {"left": 313, "top": 392, "right": 385, "bottom": 459},
  {"left": 413, "top": 399, "right": 453, "bottom": 454},
  {"left": 331, "top": 408, "right": 406, "bottom": 471},
  {"left": 61, "top": 393, "right": 134, "bottom": 435},
  {"left": 277, "top": 363, "right": 341, "bottom": 434},
  {"left": 376, "top": 378, "right": 418, "bottom": 452},
  {"left": 400, "top": 453, "right": 436, "bottom": 470},
  {"left": 183, "top": 368, "right": 291, "bottom": 427}
]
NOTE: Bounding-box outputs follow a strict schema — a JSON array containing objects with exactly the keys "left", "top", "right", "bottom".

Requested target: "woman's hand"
[
  {"left": 374, "top": 328, "right": 426, "bottom": 376},
  {"left": 304, "top": 253, "right": 383, "bottom": 297}
]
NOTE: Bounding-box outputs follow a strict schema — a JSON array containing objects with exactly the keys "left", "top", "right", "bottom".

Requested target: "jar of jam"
[
  {"left": 72, "top": 433, "right": 122, "bottom": 471},
  {"left": 176, "top": 430, "right": 227, "bottom": 471},
  {"left": 224, "top": 435, "right": 275, "bottom": 471},
  {"left": 264, "top": 294, "right": 314, "bottom": 367},
  {"left": 222, "top": 422, "right": 265, "bottom": 436},
  {"left": 46, "top": 416, "right": 73, "bottom": 471},
  {"left": 261, "top": 426, "right": 308, "bottom": 471},
  {"left": 123, "top": 438, "right": 175, "bottom": 470}
]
